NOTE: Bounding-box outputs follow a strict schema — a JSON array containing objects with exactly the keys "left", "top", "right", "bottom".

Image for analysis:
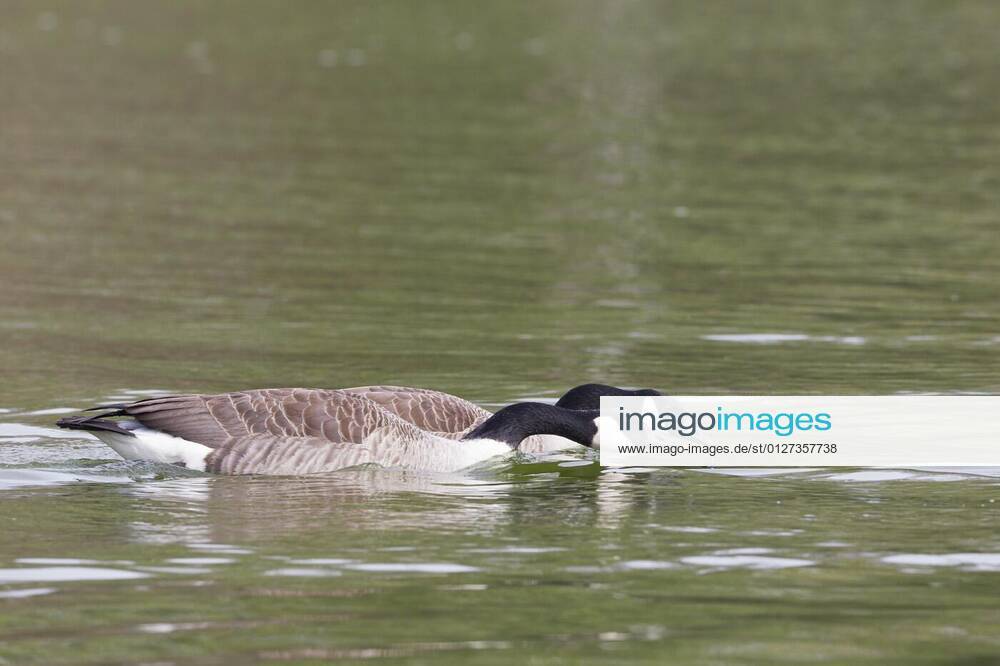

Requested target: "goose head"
[
  {"left": 462, "top": 402, "right": 601, "bottom": 449},
  {"left": 556, "top": 383, "right": 661, "bottom": 410}
]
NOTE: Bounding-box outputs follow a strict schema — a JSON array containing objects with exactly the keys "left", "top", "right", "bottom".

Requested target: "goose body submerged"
[{"left": 56, "top": 384, "right": 659, "bottom": 475}]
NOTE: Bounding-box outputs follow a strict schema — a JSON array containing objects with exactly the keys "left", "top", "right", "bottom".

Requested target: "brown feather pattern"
[{"left": 79, "top": 386, "right": 564, "bottom": 474}]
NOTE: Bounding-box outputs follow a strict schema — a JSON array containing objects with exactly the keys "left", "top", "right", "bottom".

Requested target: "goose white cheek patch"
[{"left": 600, "top": 396, "right": 1000, "bottom": 467}]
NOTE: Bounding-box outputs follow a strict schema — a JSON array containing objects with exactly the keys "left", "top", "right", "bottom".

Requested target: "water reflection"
[
  {"left": 114, "top": 468, "right": 643, "bottom": 545},
  {"left": 0, "top": 587, "right": 56, "bottom": 599},
  {"left": 882, "top": 553, "right": 1000, "bottom": 572},
  {"left": 3, "top": 460, "right": 1000, "bottom": 665},
  {"left": 264, "top": 567, "right": 344, "bottom": 578},
  {"left": 0, "top": 566, "right": 148, "bottom": 583}
]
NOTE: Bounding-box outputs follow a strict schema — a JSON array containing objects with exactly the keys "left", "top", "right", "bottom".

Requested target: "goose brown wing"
[
  {"left": 121, "top": 388, "right": 401, "bottom": 448},
  {"left": 341, "top": 385, "right": 490, "bottom": 434}
]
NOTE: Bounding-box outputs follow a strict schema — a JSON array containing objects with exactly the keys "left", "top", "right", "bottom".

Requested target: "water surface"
[{"left": 2, "top": 1, "right": 1000, "bottom": 663}]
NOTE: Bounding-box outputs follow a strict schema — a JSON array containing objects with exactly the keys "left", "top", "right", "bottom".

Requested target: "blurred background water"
[{"left": 1, "top": 1, "right": 999, "bottom": 663}]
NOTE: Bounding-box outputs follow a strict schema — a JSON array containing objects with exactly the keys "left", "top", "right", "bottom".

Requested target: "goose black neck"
[
  {"left": 556, "top": 384, "right": 661, "bottom": 410},
  {"left": 462, "top": 402, "right": 599, "bottom": 449}
]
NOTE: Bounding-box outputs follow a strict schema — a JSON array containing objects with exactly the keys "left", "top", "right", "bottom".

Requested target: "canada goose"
[
  {"left": 56, "top": 388, "right": 608, "bottom": 475},
  {"left": 340, "top": 383, "right": 660, "bottom": 453}
]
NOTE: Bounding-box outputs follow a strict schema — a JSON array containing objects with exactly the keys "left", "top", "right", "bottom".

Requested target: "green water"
[{"left": 2, "top": 1, "right": 1000, "bottom": 663}]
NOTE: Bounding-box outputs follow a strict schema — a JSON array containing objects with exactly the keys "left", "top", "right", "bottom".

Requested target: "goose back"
[
  {"left": 120, "top": 388, "right": 380, "bottom": 447},
  {"left": 341, "top": 386, "right": 490, "bottom": 435}
]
